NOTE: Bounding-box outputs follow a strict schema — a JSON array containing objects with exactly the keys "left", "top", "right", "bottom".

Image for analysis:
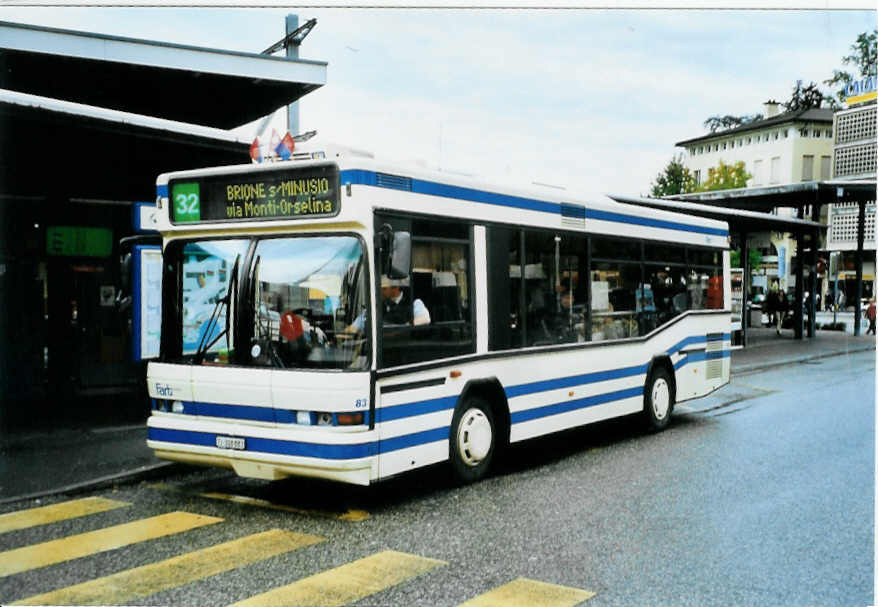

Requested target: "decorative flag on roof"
[
  {"left": 249, "top": 137, "right": 262, "bottom": 163},
  {"left": 275, "top": 131, "right": 295, "bottom": 160},
  {"left": 269, "top": 129, "right": 281, "bottom": 158}
]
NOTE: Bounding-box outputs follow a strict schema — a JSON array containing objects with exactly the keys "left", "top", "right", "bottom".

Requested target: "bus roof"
[{"left": 156, "top": 143, "right": 730, "bottom": 247}]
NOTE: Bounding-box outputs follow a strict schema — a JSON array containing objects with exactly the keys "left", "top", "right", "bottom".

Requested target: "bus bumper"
[{"left": 147, "top": 415, "right": 377, "bottom": 486}]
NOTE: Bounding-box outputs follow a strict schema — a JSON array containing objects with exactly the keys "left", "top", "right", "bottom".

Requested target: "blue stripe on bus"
[
  {"left": 194, "top": 402, "right": 276, "bottom": 422},
  {"left": 379, "top": 427, "right": 450, "bottom": 452},
  {"left": 504, "top": 363, "right": 650, "bottom": 399},
  {"left": 161, "top": 402, "right": 369, "bottom": 426},
  {"left": 340, "top": 169, "right": 729, "bottom": 238},
  {"left": 156, "top": 184, "right": 168, "bottom": 198},
  {"left": 374, "top": 332, "right": 731, "bottom": 423},
  {"left": 585, "top": 208, "right": 729, "bottom": 237},
  {"left": 510, "top": 386, "right": 644, "bottom": 424},
  {"left": 377, "top": 395, "right": 457, "bottom": 423},
  {"left": 148, "top": 426, "right": 445, "bottom": 459}
]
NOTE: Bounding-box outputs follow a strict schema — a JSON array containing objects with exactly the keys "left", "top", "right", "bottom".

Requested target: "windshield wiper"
[{"left": 194, "top": 255, "right": 240, "bottom": 364}]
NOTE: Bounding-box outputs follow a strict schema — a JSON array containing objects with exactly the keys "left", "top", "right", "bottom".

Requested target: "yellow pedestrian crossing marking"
[
  {"left": 0, "top": 497, "right": 131, "bottom": 534},
  {"left": 200, "top": 492, "right": 370, "bottom": 522},
  {"left": 231, "top": 550, "right": 446, "bottom": 607},
  {"left": 12, "top": 529, "right": 324, "bottom": 606},
  {"left": 456, "top": 577, "right": 595, "bottom": 607},
  {"left": 148, "top": 483, "right": 370, "bottom": 522},
  {"left": 0, "top": 511, "right": 222, "bottom": 577}
]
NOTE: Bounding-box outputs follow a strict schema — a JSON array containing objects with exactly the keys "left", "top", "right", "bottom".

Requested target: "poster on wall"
[{"left": 133, "top": 245, "right": 162, "bottom": 360}]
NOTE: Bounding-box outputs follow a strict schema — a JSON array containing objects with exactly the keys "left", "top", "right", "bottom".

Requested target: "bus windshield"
[{"left": 177, "top": 235, "right": 369, "bottom": 370}]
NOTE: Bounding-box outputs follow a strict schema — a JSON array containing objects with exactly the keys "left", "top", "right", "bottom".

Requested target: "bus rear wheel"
[
  {"left": 643, "top": 366, "right": 674, "bottom": 432},
  {"left": 449, "top": 397, "right": 496, "bottom": 484}
]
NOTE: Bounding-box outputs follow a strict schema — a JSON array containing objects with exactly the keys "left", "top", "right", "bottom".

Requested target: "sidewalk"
[
  {"left": 732, "top": 326, "right": 875, "bottom": 374},
  {"left": 1, "top": 330, "right": 875, "bottom": 505}
]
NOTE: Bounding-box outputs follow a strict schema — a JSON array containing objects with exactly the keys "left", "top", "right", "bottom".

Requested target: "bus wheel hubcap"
[
  {"left": 457, "top": 409, "right": 492, "bottom": 467},
  {"left": 652, "top": 378, "right": 670, "bottom": 420}
]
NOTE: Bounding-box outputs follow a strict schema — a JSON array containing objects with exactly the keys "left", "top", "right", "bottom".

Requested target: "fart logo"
[{"left": 155, "top": 383, "right": 174, "bottom": 397}]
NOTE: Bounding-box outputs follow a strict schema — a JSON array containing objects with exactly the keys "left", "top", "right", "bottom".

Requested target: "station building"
[{"left": 0, "top": 20, "right": 326, "bottom": 430}]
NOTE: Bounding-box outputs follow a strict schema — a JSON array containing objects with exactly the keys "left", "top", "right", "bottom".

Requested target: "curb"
[
  {"left": 732, "top": 343, "right": 875, "bottom": 376},
  {"left": 0, "top": 462, "right": 182, "bottom": 507}
]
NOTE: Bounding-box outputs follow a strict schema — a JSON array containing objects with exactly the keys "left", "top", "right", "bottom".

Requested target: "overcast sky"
[{"left": 1, "top": 6, "right": 873, "bottom": 197}]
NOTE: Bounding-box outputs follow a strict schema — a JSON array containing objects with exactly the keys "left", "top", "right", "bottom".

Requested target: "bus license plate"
[{"left": 216, "top": 436, "right": 246, "bottom": 450}]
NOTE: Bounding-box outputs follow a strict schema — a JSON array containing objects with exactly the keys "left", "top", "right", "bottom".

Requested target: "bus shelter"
[
  {"left": 662, "top": 181, "right": 875, "bottom": 336},
  {"left": 0, "top": 20, "right": 326, "bottom": 428},
  {"left": 610, "top": 192, "right": 826, "bottom": 348}
]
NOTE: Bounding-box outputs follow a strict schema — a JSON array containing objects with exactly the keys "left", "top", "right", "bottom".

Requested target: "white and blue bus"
[{"left": 147, "top": 143, "right": 730, "bottom": 485}]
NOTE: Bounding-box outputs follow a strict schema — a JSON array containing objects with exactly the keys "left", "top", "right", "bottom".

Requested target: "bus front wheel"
[
  {"left": 643, "top": 366, "right": 675, "bottom": 432},
  {"left": 449, "top": 397, "right": 496, "bottom": 484}
]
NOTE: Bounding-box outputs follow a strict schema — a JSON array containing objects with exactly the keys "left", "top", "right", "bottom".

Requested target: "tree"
[
  {"left": 824, "top": 29, "right": 878, "bottom": 104},
  {"left": 783, "top": 80, "right": 830, "bottom": 111},
  {"left": 730, "top": 248, "right": 763, "bottom": 271},
  {"left": 703, "top": 114, "right": 763, "bottom": 133},
  {"left": 650, "top": 155, "right": 696, "bottom": 197},
  {"left": 696, "top": 160, "right": 751, "bottom": 192}
]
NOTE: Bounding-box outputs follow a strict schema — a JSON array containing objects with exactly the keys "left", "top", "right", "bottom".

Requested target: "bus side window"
[{"left": 378, "top": 214, "right": 475, "bottom": 368}]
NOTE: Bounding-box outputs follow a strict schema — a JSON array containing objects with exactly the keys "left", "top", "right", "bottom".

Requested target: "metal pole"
[
  {"left": 742, "top": 231, "right": 749, "bottom": 348},
  {"left": 808, "top": 229, "right": 816, "bottom": 338},
  {"left": 794, "top": 231, "right": 804, "bottom": 340},
  {"left": 809, "top": 203, "right": 820, "bottom": 338},
  {"left": 855, "top": 200, "right": 866, "bottom": 336},
  {"left": 286, "top": 14, "right": 300, "bottom": 136}
]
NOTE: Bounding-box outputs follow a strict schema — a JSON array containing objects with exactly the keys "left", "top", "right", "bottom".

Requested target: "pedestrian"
[
  {"left": 766, "top": 285, "right": 779, "bottom": 328},
  {"left": 776, "top": 289, "right": 788, "bottom": 336},
  {"left": 866, "top": 298, "right": 876, "bottom": 336}
]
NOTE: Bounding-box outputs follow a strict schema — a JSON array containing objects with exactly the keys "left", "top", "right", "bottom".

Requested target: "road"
[{"left": 1, "top": 350, "right": 873, "bottom": 606}]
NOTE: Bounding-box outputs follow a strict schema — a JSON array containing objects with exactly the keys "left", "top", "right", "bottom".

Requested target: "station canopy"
[
  {"left": 0, "top": 20, "right": 327, "bottom": 202},
  {"left": 0, "top": 20, "right": 326, "bottom": 129},
  {"left": 653, "top": 181, "right": 875, "bottom": 213},
  {"left": 608, "top": 191, "right": 826, "bottom": 235}
]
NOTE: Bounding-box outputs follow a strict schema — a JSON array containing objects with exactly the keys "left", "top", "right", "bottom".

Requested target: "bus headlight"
[{"left": 296, "top": 411, "right": 312, "bottom": 425}]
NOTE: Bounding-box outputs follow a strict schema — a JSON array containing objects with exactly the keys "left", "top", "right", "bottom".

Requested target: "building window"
[
  {"left": 753, "top": 159, "right": 763, "bottom": 185},
  {"left": 820, "top": 156, "right": 831, "bottom": 180},
  {"left": 802, "top": 155, "right": 815, "bottom": 181},
  {"left": 694, "top": 169, "right": 701, "bottom": 186},
  {"left": 770, "top": 156, "right": 781, "bottom": 184}
]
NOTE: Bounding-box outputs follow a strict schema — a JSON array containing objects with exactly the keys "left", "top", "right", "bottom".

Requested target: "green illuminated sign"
[
  {"left": 46, "top": 226, "right": 113, "bottom": 257},
  {"left": 171, "top": 182, "right": 201, "bottom": 223}
]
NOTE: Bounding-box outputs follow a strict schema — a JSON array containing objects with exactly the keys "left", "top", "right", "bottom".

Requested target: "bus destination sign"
[{"left": 169, "top": 164, "right": 340, "bottom": 224}]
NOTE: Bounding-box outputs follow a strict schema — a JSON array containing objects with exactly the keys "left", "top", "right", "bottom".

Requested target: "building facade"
[
  {"left": 677, "top": 102, "right": 835, "bottom": 190},
  {"left": 826, "top": 100, "right": 877, "bottom": 304}
]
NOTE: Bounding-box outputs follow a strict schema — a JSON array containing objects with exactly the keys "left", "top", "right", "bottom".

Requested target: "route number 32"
[{"left": 172, "top": 183, "right": 201, "bottom": 222}]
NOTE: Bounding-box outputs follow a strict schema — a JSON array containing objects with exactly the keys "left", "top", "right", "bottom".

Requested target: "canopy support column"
[
  {"left": 794, "top": 230, "right": 804, "bottom": 340},
  {"left": 855, "top": 200, "right": 866, "bottom": 336},
  {"left": 741, "top": 231, "right": 749, "bottom": 348}
]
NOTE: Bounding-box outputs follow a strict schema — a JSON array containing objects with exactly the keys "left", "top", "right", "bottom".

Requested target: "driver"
[{"left": 346, "top": 276, "right": 430, "bottom": 334}]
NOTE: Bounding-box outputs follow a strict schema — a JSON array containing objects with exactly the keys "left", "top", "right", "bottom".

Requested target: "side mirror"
[{"left": 388, "top": 231, "right": 411, "bottom": 279}]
